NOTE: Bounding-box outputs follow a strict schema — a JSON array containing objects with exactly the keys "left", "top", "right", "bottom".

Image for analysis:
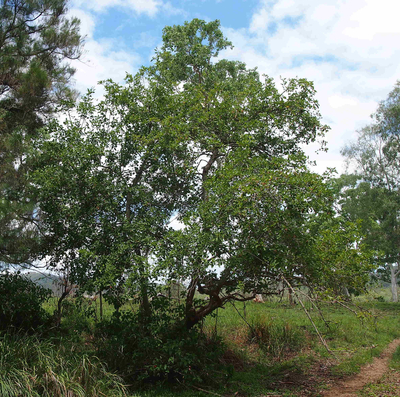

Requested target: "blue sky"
[{"left": 68, "top": 0, "right": 400, "bottom": 174}]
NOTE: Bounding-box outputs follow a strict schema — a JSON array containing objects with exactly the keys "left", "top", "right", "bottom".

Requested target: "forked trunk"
[
  {"left": 184, "top": 277, "right": 223, "bottom": 329},
  {"left": 185, "top": 299, "right": 221, "bottom": 330}
]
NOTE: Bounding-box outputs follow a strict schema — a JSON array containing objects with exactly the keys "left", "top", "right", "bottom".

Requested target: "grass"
[
  {"left": 199, "top": 298, "right": 400, "bottom": 396},
  {"left": 0, "top": 332, "right": 127, "bottom": 397},
  {"left": 4, "top": 290, "right": 400, "bottom": 397}
]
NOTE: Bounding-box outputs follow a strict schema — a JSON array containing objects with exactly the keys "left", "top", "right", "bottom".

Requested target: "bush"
[
  {"left": 59, "top": 296, "right": 97, "bottom": 338},
  {"left": 95, "top": 298, "right": 225, "bottom": 385},
  {"left": 0, "top": 272, "right": 51, "bottom": 332}
]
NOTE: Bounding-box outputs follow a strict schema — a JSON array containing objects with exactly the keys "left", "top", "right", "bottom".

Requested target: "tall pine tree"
[{"left": 0, "top": 0, "right": 82, "bottom": 265}]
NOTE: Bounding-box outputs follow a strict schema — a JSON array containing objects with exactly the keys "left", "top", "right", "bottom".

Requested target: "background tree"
[
  {"left": 341, "top": 81, "right": 400, "bottom": 302},
  {"left": 0, "top": 0, "right": 82, "bottom": 266}
]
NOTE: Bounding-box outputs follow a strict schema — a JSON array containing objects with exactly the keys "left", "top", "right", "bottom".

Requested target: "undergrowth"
[{"left": 1, "top": 293, "right": 400, "bottom": 397}]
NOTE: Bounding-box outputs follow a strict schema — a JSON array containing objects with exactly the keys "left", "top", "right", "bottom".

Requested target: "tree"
[
  {"left": 0, "top": 0, "right": 82, "bottom": 266},
  {"left": 341, "top": 82, "right": 400, "bottom": 302},
  {"left": 33, "top": 19, "right": 371, "bottom": 327}
]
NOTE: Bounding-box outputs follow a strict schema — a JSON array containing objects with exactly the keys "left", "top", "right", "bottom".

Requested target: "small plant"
[{"left": 0, "top": 272, "right": 51, "bottom": 332}]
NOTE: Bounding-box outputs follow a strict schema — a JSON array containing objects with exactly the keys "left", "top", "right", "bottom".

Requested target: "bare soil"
[{"left": 321, "top": 339, "right": 400, "bottom": 397}]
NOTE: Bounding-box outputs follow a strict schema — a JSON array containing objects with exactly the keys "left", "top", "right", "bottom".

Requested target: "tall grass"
[
  {"left": 247, "top": 315, "right": 306, "bottom": 359},
  {"left": 0, "top": 333, "right": 127, "bottom": 397}
]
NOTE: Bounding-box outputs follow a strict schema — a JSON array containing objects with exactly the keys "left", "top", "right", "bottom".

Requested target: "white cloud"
[
  {"left": 67, "top": 9, "right": 141, "bottom": 97},
  {"left": 344, "top": 0, "right": 400, "bottom": 40},
  {"left": 68, "top": 8, "right": 97, "bottom": 38},
  {"left": 222, "top": 0, "right": 400, "bottom": 174},
  {"left": 71, "top": 39, "right": 141, "bottom": 96},
  {"left": 161, "top": 1, "right": 188, "bottom": 16}
]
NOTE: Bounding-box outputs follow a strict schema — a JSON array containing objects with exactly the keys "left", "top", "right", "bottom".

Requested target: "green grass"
[{"left": 389, "top": 345, "right": 400, "bottom": 373}]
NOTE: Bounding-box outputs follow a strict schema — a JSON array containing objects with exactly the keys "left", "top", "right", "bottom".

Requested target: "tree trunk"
[
  {"left": 390, "top": 263, "right": 399, "bottom": 302},
  {"left": 342, "top": 287, "right": 350, "bottom": 299},
  {"left": 99, "top": 290, "right": 103, "bottom": 321},
  {"left": 288, "top": 289, "right": 294, "bottom": 305},
  {"left": 185, "top": 301, "right": 220, "bottom": 330},
  {"left": 140, "top": 279, "right": 151, "bottom": 318},
  {"left": 184, "top": 279, "right": 223, "bottom": 330}
]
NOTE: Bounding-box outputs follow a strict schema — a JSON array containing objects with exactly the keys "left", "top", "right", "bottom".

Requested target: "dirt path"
[{"left": 322, "top": 339, "right": 400, "bottom": 397}]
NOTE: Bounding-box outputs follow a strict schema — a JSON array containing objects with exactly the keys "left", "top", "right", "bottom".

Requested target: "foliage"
[
  {"left": 32, "top": 78, "right": 183, "bottom": 313},
  {"left": 59, "top": 296, "right": 97, "bottom": 337},
  {"left": 0, "top": 272, "right": 51, "bottom": 332},
  {"left": 0, "top": 0, "right": 83, "bottom": 266},
  {"left": 309, "top": 215, "right": 376, "bottom": 296}
]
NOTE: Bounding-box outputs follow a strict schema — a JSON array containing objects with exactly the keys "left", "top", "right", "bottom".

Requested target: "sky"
[{"left": 68, "top": 0, "right": 400, "bottom": 175}]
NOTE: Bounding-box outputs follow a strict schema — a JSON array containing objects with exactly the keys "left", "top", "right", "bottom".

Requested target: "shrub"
[
  {"left": 95, "top": 298, "right": 225, "bottom": 385},
  {"left": 59, "top": 296, "right": 96, "bottom": 338},
  {"left": 0, "top": 272, "right": 51, "bottom": 332}
]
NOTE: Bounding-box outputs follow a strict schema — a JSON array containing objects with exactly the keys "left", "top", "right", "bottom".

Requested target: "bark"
[
  {"left": 140, "top": 278, "right": 151, "bottom": 318},
  {"left": 201, "top": 148, "right": 219, "bottom": 201},
  {"left": 288, "top": 289, "right": 294, "bottom": 305},
  {"left": 127, "top": 187, "right": 151, "bottom": 319},
  {"left": 55, "top": 286, "right": 72, "bottom": 327},
  {"left": 390, "top": 263, "right": 399, "bottom": 303},
  {"left": 99, "top": 290, "right": 103, "bottom": 321},
  {"left": 184, "top": 276, "right": 257, "bottom": 329},
  {"left": 185, "top": 297, "right": 221, "bottom": 330},
  {"left": 342, "top": 287, "right": 350, "bottom": 299}
]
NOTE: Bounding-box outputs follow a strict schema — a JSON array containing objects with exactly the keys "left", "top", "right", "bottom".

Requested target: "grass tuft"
[{"left": 247, "top": 315, "right": 306, "bottom": 360}]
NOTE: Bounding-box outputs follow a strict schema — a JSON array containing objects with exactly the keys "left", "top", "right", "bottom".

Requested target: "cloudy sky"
[{"left": 68, "top": 0, "right": 400, "bottom": 174}]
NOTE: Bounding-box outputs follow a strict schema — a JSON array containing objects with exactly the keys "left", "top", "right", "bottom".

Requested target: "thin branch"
[
  {"left": 297, "top": 288, "right": 331, "bottom": 331},
  {"left": 282, "top": 275, "right": 336, "bottom": 358},
  {"left": 226, "top": 298, "right": 254, "bottom": 330}
]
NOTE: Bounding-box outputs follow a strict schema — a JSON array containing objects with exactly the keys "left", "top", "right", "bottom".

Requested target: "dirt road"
[{"left": 322, "top": 339, "right": 400, "bottom": 397}]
